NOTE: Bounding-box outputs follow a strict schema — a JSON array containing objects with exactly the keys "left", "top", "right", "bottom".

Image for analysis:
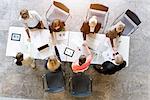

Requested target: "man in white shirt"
[{"left": 19, "top": 9, "right": 45, "bottom": 41}]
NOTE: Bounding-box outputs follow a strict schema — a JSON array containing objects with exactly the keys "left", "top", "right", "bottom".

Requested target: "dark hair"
[
  {"left": 79, "top": 55, "right": 86, "bottom": 66},
  {"left": 16, "top": 61, "right": 22, "bottom": 66},
  {"left": 15, "top": 52, "right": 24, "bottom": 66}
]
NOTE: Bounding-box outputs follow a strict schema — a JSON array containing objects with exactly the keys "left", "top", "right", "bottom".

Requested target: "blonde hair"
[
  {"left": 89, "top": 16, "right": 97, "bottom": 27},
  {"left": 115, "top": 21, "right": 125, "bottom": 33},
  {"left": 52, "top": 19, "right": 61, "bottom": 29},
  {"left": 20, "top": 9, "right": 29, "bottom": 19},
  {"left": 115, "top": 54, "right": 124, "bottom": 64},
  {"left": 47, "top": 56, "right": 61, "bottom": 72}
]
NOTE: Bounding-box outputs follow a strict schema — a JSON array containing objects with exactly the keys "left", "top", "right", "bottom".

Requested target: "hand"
[
  {"left": 27, "top": 38, "right": 31, "bottom": 42},
  {"left": 112, "top": 47, "right": 118, "bottom": 54},
  {"left": 82, "top": 41, "right": 87, "bottom": 47}
]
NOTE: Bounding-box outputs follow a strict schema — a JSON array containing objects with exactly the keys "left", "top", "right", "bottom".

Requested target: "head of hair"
[
  {"left": 20, "top": 9, "right": 29, "bottom": 19},
  {"left": 115, "top": 21, "right": 125, "bottom": 33},
  {"left": 89, "top": 16, "right": 98, "bottom": 27},
  {"left": 15, "top": 52, "right": 24, "bottom": 66},
  {"left": 51, "top": 19, "right": 61, "bottom": 29},
  {"left": 79, "top": 55, "right": 86, "bottom": 66},
  {"left": 114, "top": 54, "right": 124, "bottom": 65},
  {"left": 47, "top": 56, "right": 61, "bottom": 72}
]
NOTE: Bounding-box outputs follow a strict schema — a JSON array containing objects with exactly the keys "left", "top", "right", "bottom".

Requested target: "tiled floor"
[{"left": 0, "top": 0, "right": 150, "bottom": 100}]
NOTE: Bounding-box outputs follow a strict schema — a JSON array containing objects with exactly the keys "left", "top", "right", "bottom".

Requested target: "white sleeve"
[
  {"left": 19, "top": 16, "right": 27, "bottom": 27},
  {"left": 32, "top": 11, "right": 42, "bottom": 21}
]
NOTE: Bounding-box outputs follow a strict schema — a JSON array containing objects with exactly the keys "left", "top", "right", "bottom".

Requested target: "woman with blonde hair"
[
  {"left": 49, "top": 19, "right": 65, "bottom": 33},
  {"left": 46, "top": 55, "right": 61, "bottom": 72},
  {"left": 45, "top": 32, "right": 62, "bottom": 72}
]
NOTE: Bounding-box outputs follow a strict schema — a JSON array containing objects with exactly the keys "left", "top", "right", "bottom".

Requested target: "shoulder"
[
  {"left": 71, "top": 62, "right": 79, "bottom": 70},
  {"left": 82, "top": 22, "right": 89, "bottom": 27},
  {"left": 60, "top": 21, "right": 65, "bottom": 26},
  {"left": 119, "top": 61, "right": 126, "bottom": 68},
  {"left": 97, "top": 23, "right": 101, "bottom": 27},
  {"left": 29, "top": 10, "right": 39, "bottom": 16},
  {"left": 102, "top": 61, "right": 113, "bottom": 66}
]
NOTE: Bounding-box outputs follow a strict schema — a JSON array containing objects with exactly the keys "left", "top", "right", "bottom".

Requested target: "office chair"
[
  {"left": 45, "top": 1, "right": 70, "bottom": 25},
  {"left": 111, "top": 9, "right": 141, "bottom": 36},
  {"left": 69, "top": 73, "right": 92, "bottom": 97},
  {"left": 42, "top": 69, "right": 65, "bottom": 93},
  {"left": 86, "top": 3, "right": 109, "bottom": 33}
]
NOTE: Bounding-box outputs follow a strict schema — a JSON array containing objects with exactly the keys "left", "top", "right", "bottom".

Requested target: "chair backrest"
[
  {"left": 42, "top": 70, "right": 65, "bottom": 93},
  {"left": 86, "top": 3, "right": 109, "bottom": 33},
  {"left": 69, "top": 73, "right": 92, "bottom": 97},
  {"left": 90, "top": 4, "right": 109, "bottom": 12},
  {"left": 53, "top": 1, "right": 69, "bottom": 13},
  {"left": 46, "top": 1, "right": 70, "bottom": 24},
  {"left": 112, "top": 9, "right": 141, "bottom": 36}
]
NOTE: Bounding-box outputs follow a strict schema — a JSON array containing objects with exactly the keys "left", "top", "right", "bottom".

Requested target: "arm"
[
  {"left": 52, "top": 32, "right": 56, "bottom": 46},
  {"left": 112, "top": 36, "right": 120, "bottom": 52},
  {"left": 112, "top": 38, "right": 117, "bottom": 51},
  {"left": 24, "top": 23, "right": 31, "bottom": 41},
  {"left": 84, "top": 44, "right": 92, "bottom": 55},
  {"left": 25, "top": 28, "right": 30, "bottom": 39}
]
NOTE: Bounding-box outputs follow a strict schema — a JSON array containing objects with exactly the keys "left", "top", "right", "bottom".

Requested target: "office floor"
[{"left": 0, "top": 0, "right": 150, "bottom": 100}]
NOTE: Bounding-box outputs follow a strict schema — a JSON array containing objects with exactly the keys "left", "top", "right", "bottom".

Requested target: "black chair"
[
  {"left": 69, "top": 73, "right": 92, "bottom": 97},
  {"left": 111, "top": 9, "right": 141, "bottom": 36},
  {"left": 42, "top": 70, "right": 65, "bottom": 93}
]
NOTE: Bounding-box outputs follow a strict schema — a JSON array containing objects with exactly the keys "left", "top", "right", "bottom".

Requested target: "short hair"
[
  {"left": 115, "top": 21, "right": 125, "bottom": 33},
  {"left": 89, "top": 16, "right": 98, "bottom": 27},
  {"left": 15, "top": 52, "right": 24, "bottom": 65},
  {"left": 115, "top": 54, "right": 124, "bottom": 64},
  {"left": 20, "top": 9, "right": 28, "bottom": 15},
  {"left": 79, "top": 55, "right": 86, "bottom": 66},
  {"left": 16, "top": 52, "right": 23, "bottom": 61},
  {"left": 47, "top": 56, "right": 61, "bottom": 72},
  {"left": 20, "top": 9, "right": 29, "bottom": 18},
  {"left": 51, "top": 19, "right": 61, "bottom": 29}
]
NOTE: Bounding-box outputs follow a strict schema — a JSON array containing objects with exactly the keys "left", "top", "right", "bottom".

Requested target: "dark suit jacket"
[{"left": 93, "top": 61, "right": 126, "bottom": 75}]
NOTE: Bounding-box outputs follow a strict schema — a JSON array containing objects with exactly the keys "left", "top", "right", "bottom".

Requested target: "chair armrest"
[
  {"left": 45, "top": 5, "right": 52, "bottom": 20},
  {"left": 68, "top": 77, "right": 72, "bottom": 92}
]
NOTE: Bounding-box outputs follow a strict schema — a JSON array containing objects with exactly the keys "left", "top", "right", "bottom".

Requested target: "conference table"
[{"left": 6, "top": 27, "right": 130, "bottom": 66}]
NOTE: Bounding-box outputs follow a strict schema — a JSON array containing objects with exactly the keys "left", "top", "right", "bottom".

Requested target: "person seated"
[
  {"left": 14, "top": 52, "right": 36, "bottom": 69},
  {"left": 80, "top": 16, "right": 101, "bottom": 40},
  {"left": 19, "top": 9, "right": 45, "bottom": 41},
  {"left": 106, "top": 21, "right": 125, "bottom": 52},
  {"left": 93, "top": 53, "right": 126, "bottom": 75},
  {"left": 45, "top": 55, "right": 61, "bottom": 72},
  {"left": 71, "top": 41, "right": 93, "bottom": 73},
  {"left": 45, "top": 32, "right": 62, "bottom": 72},
  {"left": 49, "top": 19, "right": 65, "bottom": 33}
]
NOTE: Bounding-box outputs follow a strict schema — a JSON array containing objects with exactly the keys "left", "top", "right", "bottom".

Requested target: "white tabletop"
[
  {"left": 6, "top": 27, "right": 130, "bottom": 66},
  {"left": 6, "top": 27, "right": 54, "bottom": 59},
  {"left": 58, "top": 31, "right": 130, "bottom": 66}
]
